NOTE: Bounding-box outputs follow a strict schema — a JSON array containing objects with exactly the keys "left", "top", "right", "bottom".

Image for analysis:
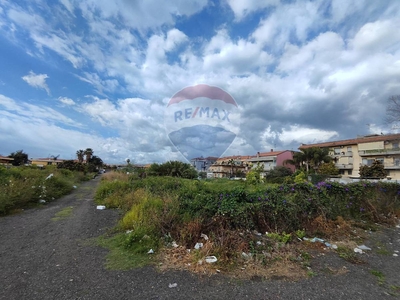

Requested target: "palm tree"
[
  {"left": 76, "top": 149, "right": 85, "bottom": 163},
  {"left": 227, "top": 158, "right": 235, "bottom": 178},
  {"left": 84, "top": 148, "right": 93, "bottom": 164},
  {"left": 285, "top": 147, "right": 331, "bottom": 173}
]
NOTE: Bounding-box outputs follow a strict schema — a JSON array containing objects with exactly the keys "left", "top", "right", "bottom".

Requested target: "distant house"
[
  {"left": 190, "top": 156, "right": 218, "bottom": 172},
  {"left": 299, "top": 133, "right": 400, "bottom": 179},
  {"left": 30, "top": 158, "right": 65, "bottom": 167},
  {"left": 246, "top": 150, "right": 295, "bottom": 177},
  {"left": 0, "top": 155, "right": 14, "bottom": 166},
  {"left": 208, "top": 155, "right": 253, "bottom": 178}
]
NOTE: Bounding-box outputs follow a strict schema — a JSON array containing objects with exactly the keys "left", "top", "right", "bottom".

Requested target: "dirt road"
[{"left": 1, "top": 177, "right": 399, "bottom": 299}]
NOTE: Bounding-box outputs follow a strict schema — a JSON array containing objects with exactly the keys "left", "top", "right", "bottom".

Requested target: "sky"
[{"left": 0, "top": 0, "right": 400, "bottom": 164}]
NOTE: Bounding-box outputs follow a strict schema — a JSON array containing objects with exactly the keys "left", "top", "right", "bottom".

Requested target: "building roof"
[
  {"left": 31, "top": 158, "right": 65, "bottom": 163},
  {"left": 0, "top": 155, "right": 14, "bottom": 161},
  {"left": 299, "top": 133, "right": 400, "bottom": 149}
]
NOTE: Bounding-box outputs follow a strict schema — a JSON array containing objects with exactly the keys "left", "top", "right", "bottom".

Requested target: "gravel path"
[{"left": 1, "top": 177, "right": 399, "bottom": 299}]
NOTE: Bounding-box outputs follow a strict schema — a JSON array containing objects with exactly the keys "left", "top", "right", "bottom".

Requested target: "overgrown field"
[
  {"left": 0, "top": 165, "right": 94, "bottom": 215},
  {"left": 96, "top": 173, "right": 400, "bottom": 277}
]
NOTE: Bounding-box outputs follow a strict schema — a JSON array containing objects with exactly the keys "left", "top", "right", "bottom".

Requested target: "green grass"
[
  {"left": 370, "top": 269, "right": 385, "bottom": 285},
  {"left": 52, "top": 206, "right": 73, "bottom": 221},
  {"left": 375, "top": 242, "right": 390, "bottom": 255},
  {"left": 96, "top": 233, "right": 156, "bottom": 270},
  {"left": 336, "top": 246, "right": 365, "bottom": 264}
]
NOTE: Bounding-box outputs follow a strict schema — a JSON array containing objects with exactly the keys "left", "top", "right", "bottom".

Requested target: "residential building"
[
  {"left": 190, "top": 156, "right": 218, "bottom": 172},
  {"left": 246, "top": 150, "right": 295, "bottom": 177},
  {"left": 299, "top": 133, "right": 400, "bottom": 179},
  {"left": 208, "top": 155, "right": 252, "bottom": 178},
  {"left": 208, "top": 150, "right": 295, "bottom": 178},
  {"left": 0, "top": 155, "right": 14, "bottom": 166},
  {"left": 30, "top": 158, "right": 65, "bottom": 167}
]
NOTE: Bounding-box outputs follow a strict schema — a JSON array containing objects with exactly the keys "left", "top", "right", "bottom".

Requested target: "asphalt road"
[{"left": 1, "top": 177, "right": 399, "bottom": 299}]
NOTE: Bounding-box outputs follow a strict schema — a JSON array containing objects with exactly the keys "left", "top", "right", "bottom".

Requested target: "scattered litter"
[
  {"left": 147, "top": 249, "right": 154, "bottom": 254},
  {"left": 310, "top": 237, "right": 325, "bottom": 243},
  {"left": 194, "top": 242, "right": 203, "bottom": 250},
  {"left": 172, "top": 241, "right": 179, "bottom": 248},
  {"left": 393, "top": 254, "right": 398, "bottom": 257},
  {"left": 205, "top": 256, "right": 217, "bottom": 263},
  {"left": 45, "top": 173, "right": 54, "bottom": 180},
  {"left": 394, "top": 250, "right": 399, "bottom": 253},
  {"left": 242, "top": 252, "right": 251, "bottom": 259},
  {"left": 354, "top": 248, "right": 364, "bottom": 254},
  {"left": 96, "top": 205, "right": 106, "bottom": 210},
  {"left": 39, "top": 199, "right": 46, "bottom": 204},
  {"left": 126, "top": 230, "right": 133, "bottom": 234},
  {"left": 200, "top": 233, "right": 209, "bottom": 240},
  {"left": 168, "top": 283, "right": 177, "bottom": 288},
  {"left": 73, "top": 186, "right": 77, "bottom": 189},
  {"left": 253, "top": 230, "right": 262, "bottom": 236},
  {"left": 216, "top": 269, "right": 220, "bottom": 273},
  {"left": 332, "top": 244, "right": 338, "bottom": 250},
  {"left": 357, "top": 245, "right": 372, "bottom": 251},
  {"left": 396, "top": 225, "right": 400, "bottom": 229},
  {"left": 256, "top": 241, "right": 262, "bottom": 245},
  {"left": 325, "top": 242, "right": 331, "bottom": 248}
]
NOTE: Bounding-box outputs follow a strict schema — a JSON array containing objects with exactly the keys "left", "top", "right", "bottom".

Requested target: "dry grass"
[{"left": 101, "top": 171, "right": 129, "bottom": 182}]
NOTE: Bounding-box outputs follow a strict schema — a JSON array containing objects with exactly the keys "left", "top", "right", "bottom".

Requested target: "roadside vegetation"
[
  {"left": 0, "top": 165, "right": 95, "bottom": 215},
  {"left": 95, "top": 164, "right": 400, "bottom": 279},
  {"left": 0, "top": 148, "right": 103, "bottom": 215}
]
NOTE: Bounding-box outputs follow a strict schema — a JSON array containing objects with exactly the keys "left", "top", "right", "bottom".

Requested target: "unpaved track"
[{"left": 1, "top": 177, "right": 400, "bottom": 299}]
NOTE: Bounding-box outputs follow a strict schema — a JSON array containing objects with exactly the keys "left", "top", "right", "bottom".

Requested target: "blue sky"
[{"left": 0, "top": 0, "right": 400, "bottom": 164}]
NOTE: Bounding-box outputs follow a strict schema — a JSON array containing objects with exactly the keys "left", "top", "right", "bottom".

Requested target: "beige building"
[
  {"left": 208, "top": 155, "right": 252, "bottom": 178},
  {"left": 0, "top": 155, "right": 14, "bottom": 166},
  {"left": 31, "top": 158, "right": 65, "bottom": 167},
  {"left": 299, "top": 133, "right": 400, "bottom": 180}
]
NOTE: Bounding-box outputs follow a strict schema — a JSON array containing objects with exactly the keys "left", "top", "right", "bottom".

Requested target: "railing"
[
  {"left": 334, "top": 163, "right": 353, "bottom": 169},
  {"left": 358, "top": 148, "right": 400, "bottom": 156}
]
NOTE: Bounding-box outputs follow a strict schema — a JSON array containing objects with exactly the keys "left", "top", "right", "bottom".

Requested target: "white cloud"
[
  {"left": 21, "top": 71, "right": 51, "bottom": 95},
  {"left": 0, "top": 94, "right": 79, "bottom": 127},
  {"left": 227, "top": 0, "right": 280, "bottom": 20},
  {"left": 58, "top": 97, "right": 76, "bottom": 106}
]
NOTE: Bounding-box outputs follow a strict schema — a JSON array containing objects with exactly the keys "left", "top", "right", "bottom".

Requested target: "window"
[
  {"left": 348, "top": 170, "right": 352, "bottom": 175},
  {"left": 347, "top": 146, "right": 352, "bottom": 152},
  {"left": 393, "top": 142, "right": 399, "bottom": 149},
  {"left": 334, "top": 148, "right": 341, "bottom": 154}
]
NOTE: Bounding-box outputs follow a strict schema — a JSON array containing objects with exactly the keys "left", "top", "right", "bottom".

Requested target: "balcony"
[
  {"left": 384, "top": 162, "right": 400, "bottom": 170},
  {"left": 358, "top": 148, "right": 400, "bottom": 156},
  {"left": 335, "top": 163, "right": 353, "bottom": 169}
]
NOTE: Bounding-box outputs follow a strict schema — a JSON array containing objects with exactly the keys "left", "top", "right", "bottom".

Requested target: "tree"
[
  {"left": 148, "top": 161, "right": 197, "bottom": 179},
  {"left": 76, "top": 150, "right": 85, "bottom": 163},
  {"left": 89, "top": 155, "right": 103, "bottom": 167},
  {"left": 227, "top": 158, "right": 236, "bottom": 178},
  {"left": 285, "top": 147, "right": 331, "bottom": 173},
  {"left": 318, "top": 161, "right": 339, "bottom": 175},
  {"left": 359, "top": 160, "right": 386, "bottom": 178},
  {"left": 385, "top": 95, "right": 400, "bottom": 125},
  {"left": 84, "top": 148, "right": 93, "bottom": 163},
  {"left": 8, "top": 150, "right": 28, "bottom": 166}
]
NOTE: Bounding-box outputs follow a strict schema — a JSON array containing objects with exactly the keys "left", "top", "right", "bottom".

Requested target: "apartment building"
[
  {"left": 299, "top": 133, "right": 400, "bottom": 179},
  {"left": 208, "top": 150, "right": 295, "bottom": 178},
  {"left": 190, "top": 156, "right": 218, "bottom": 172},
  {"left": 208, "top": 155, "right": 252, "bottom": 178}
]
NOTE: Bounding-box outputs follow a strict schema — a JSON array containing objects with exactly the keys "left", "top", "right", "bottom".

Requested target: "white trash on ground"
[
  {"left": 200, "top": 233, "right": 209, "bottom": 240},
  {"left": 172, "top": 241, "right": 179, "bottom": 248},
  {"left": 194, "top": 243, "right": 203, "bottom": 250},
  {"left": 96, "top": 205, "right": 106, "bottom": 210},
  {"left": 168, "top": 283, "right": 178, "bottom": 288},
  {"left": 354, "top": 248, "right": 364, "bottom": 254},
  {"left": 45, "top": 173, "right": 53, "bottom": 180},
  {"left": 147, "top": 249, "right": 154, "bottom": 254},
  {"left": 205, "top": 256, "right": 217, "bottom": 263},
  {"left": 357, "top": 245, "right": 372, "bottom": 251}
]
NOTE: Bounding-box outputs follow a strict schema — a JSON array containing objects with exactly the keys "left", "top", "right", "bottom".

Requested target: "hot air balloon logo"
[{"left": 165, "top": 84, "right": 240, "bottom": 162}]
